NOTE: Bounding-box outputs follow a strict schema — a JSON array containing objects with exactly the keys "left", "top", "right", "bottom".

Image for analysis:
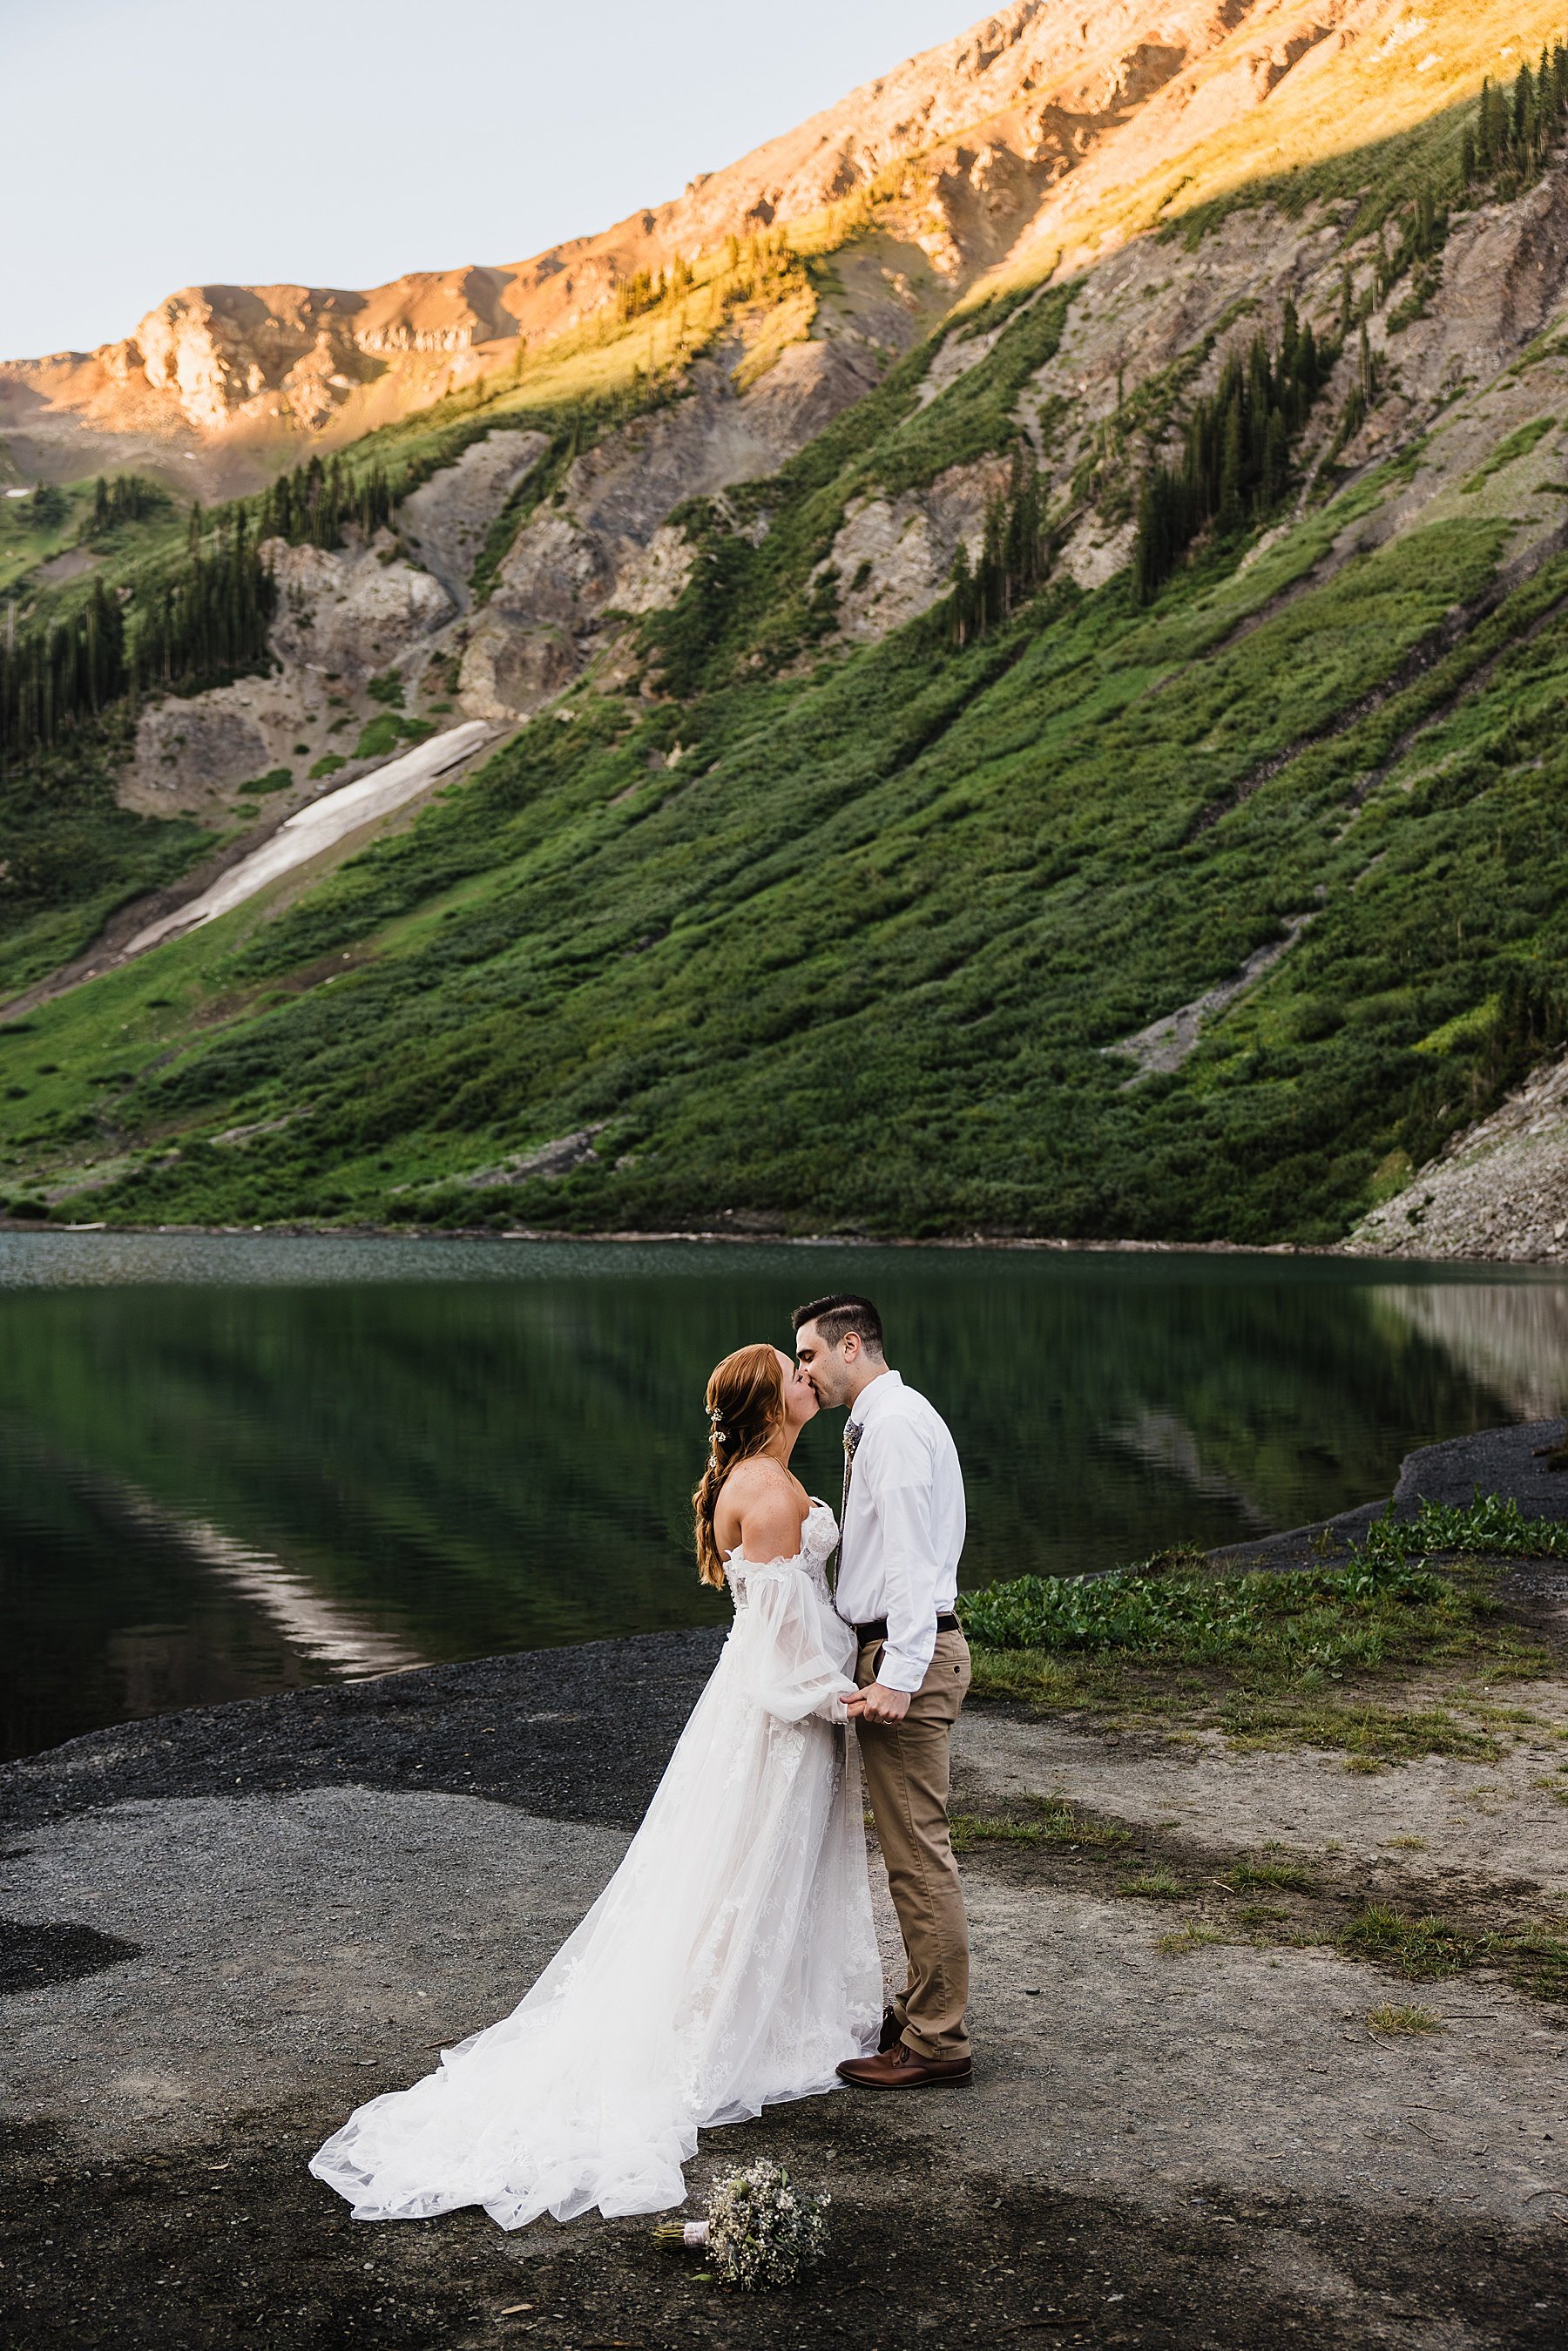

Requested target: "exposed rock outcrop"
[
  {"left": 462, "top": 340, "right": 880, "bottom": 716},
  {"left": 1347, "top": 1050, "right": 1568, "bottom": 1265},
  {"left": 0, "top": 272, "right": 531, "bottom": 489},
  {"left": 122, "top": 540, "right": 457, "bottom": 818},
  {"left": 398, "top": 429, "right": 550, "bottom": 607},
  {"left": 266, "top": 538, "right": 455, "bottom": 681},
  {"left": 826, "top": 458, "right": 1011, "bottom": 640},
  {"left": 132, "top": 702, "right": 275, "bottom": 804}
]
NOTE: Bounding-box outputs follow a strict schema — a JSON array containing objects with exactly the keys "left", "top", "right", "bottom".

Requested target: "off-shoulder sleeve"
[{"left": 729, "top": 1564, "right": 856, "bottom": 1725}]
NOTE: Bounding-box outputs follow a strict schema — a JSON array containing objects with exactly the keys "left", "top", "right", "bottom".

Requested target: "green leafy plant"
[{"left": 353, "top": 713, "right": 435, "bottom": 761}]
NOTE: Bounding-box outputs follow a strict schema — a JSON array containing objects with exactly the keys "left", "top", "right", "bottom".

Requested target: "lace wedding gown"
[{"left": 309, "top": 1499, "right": 881, "bottom": 2228}]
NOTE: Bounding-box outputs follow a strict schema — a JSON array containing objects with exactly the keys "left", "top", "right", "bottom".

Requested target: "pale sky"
[{"left": 1, "top": 0, "right": 972, "bottom": 360}]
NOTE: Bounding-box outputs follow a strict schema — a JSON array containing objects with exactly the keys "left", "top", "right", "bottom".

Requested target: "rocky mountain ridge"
[{"left": 2, "top": 0, "right": 1537, "bottom": 493}]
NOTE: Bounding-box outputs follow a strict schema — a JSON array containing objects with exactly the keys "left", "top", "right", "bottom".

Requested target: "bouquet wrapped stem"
[{"left": 652, "top": 2219, "right": 711, "bottom": 2249}]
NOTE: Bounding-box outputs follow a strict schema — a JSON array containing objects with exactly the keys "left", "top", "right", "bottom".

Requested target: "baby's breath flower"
[{"left": 654, "top": 2158, "right": 829, "bottom": 2288}]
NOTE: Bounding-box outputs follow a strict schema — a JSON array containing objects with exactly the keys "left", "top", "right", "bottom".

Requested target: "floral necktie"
[{"left": 833, "top": 1418, "right": 862, "bottom": 1592}]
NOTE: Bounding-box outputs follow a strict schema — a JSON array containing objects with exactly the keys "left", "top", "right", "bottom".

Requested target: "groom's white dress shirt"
[{"left": 834, "top": 1368, "right": 965, "bottom": 1695}]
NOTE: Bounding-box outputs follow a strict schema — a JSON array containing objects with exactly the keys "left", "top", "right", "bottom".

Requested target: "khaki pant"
[{"left": 855, "top": 1626, "right": 972, "bottom": 2062}]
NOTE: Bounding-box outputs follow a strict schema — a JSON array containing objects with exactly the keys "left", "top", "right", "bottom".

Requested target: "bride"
[{"left": 309, "top": 1341, "right": 881, "bottom": 2228}]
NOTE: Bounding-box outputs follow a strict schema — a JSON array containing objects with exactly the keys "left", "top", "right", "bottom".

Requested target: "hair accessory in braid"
[{"left": 692, "top": 1343, "right": 787, "bottom": 1590}]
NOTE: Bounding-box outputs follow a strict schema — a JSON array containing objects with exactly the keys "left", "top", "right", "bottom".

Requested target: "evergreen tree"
[
  {"left": 130, "top": 505, "right": 276, "bottom": 700},
  {"left": 1514, "top": 62, "right": 1535, "bottom": 148},
  {"left": 30, "top": 483, "right": 69, "bottom": 530},
  {"left": 947, "top": 445, "right": 1051, "bottom": 646},
  {"left": 1467, "top": 54, "right": 1567, "bottom": 194},
  {"left": 1130, "top": 306, "right": 1340, "bottom": 601},
  {"left": 1, "top": 569, "right": 129, "bottom": 764},
  {"left": 87, "top": 474, "right": 155, "bottom": 539},
  {"left": 253, "top": 453, "right": 393, "bottom": 550}
]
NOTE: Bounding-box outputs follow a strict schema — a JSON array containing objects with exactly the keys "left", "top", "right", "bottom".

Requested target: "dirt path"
[{"left": 7, "top": 1689, "right": 1568, "bottom": 2342}]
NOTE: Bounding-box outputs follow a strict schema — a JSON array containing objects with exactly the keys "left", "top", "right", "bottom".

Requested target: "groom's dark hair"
[{"left": 791, "top": 1292, "right": 885, "bottom": 1356}]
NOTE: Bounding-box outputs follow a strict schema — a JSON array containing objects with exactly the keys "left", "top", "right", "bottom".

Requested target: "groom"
[{"left": 792, "top": 1293, "right": 973, "bottom": 2089}]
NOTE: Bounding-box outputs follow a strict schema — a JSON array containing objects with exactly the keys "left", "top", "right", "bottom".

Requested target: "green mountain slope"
[
  {"left": 6, "top": 449, "right": 1565, "bottom": 1242},
  {"left": 4, "top": 39, "right": 1568, "bottom": 1243}
]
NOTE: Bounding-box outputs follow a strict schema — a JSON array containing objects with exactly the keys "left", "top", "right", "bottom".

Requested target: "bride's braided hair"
[{"left": 693, "top": 1342, "right": 787, "bottom": 1589}]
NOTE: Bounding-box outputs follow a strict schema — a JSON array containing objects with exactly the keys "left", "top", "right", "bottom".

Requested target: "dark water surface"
[{"left": 3, "top": 1230, "right": 1565, "bottom": 1761}]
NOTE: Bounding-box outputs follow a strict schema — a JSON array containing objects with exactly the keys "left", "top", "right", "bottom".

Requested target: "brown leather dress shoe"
[{"left": 837, "top": 2041, "right": 973, "bottom": 2090}]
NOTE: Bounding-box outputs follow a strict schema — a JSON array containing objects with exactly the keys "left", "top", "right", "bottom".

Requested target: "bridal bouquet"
[{"left": 654, "top": 2159, "right": 829, "bottom": 2287}]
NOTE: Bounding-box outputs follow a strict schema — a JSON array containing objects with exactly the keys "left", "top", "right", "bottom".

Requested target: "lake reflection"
[{"left": 3, "top": 1231, "right": 1564, "bottom": 1761}]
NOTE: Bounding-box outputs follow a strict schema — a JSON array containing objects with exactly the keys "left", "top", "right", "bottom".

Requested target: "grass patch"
[
  {"left": 944, "top": 1796, "right": 1142, "bottom": 1852},
  {"left": 1367, "top": 2003, "right": 1445, "bottom": 2034},
  {"left": 959, "top": 1494, "right": 1558, "bottom": 1754},
  {"left": 1461, "top": 416, "right": 1558, "bottom": 494},
  {"left": 1155, "top": 1925, "right": 1226, "bottom": 1956},
  {"left": 1218, "top": 1695, "right": 1504, "bottom": 1760},
  {"left": 1342, "top": 1906, "right": 1480, "bottom": 1978},
  {"left": 353, "top": 713, "right": 436, "bottom": 762},
  {"left": 950, "top": 1797, "right": 1134, "bottom": 1854},
  {"left": 1027, "top": 1795, "right": 1132, "bottom": 1848},
  {"left": 1342, "top": 1907, "right": 1568, "bottom": 2003},
  {"left": 949, "top": 1814, "right": 1043, "bottom": 1851},
  {"left": 1225, "top": 1858, "right": 1315, "bottom": 1894},
  {"left": 1121, "top": 1870, "right": 1185, "bottom": 1901}
]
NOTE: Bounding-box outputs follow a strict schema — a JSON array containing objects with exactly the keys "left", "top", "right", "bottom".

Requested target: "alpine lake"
[{"left": 3, "top": 1228, "right": 1565, "bottom": 1762}]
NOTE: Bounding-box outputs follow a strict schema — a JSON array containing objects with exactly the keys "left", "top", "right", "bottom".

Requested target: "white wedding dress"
[{"left": 309, "top": 1499, "right": 882, "bottom": 2228}]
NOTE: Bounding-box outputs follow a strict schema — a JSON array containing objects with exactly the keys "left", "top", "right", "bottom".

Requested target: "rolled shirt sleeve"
[{"left": 861, "top": 1429, "right": 943, "bottom": 1694}]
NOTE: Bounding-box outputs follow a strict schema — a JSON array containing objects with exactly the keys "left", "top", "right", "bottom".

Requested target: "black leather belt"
[{"left": 855, "top": 1614, "right": 960, "bottom": 1643}]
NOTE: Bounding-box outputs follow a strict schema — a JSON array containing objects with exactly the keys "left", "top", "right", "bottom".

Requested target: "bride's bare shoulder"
[
  {"left": 714, "top": 1457, "right": 807, "bottom": 1556},
  {"left": 722, "top": 1455, "right": 795, "bottom": 1499}
]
